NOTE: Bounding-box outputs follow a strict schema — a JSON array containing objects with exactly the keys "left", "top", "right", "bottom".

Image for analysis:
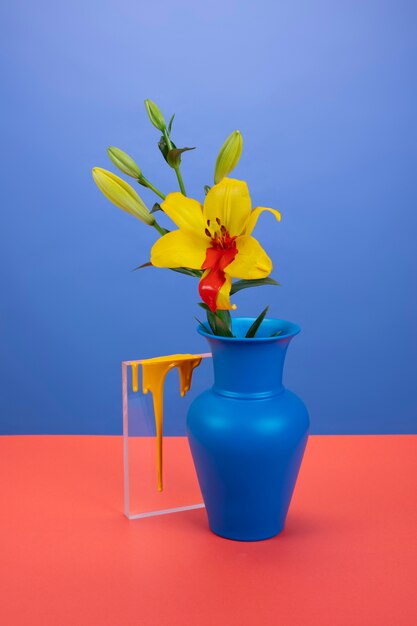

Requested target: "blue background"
[{"left": 1, "top": 0, "right": 416, "bottom": 435}]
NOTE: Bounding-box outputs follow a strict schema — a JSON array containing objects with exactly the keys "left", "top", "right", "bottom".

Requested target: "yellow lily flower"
[{"left": 151, "top": 178, "right": 281, "bottom": 311}]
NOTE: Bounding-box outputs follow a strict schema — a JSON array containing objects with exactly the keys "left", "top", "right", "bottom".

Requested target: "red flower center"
[{"left": 199, "top": 220, "right": 238, "bottom": 312}]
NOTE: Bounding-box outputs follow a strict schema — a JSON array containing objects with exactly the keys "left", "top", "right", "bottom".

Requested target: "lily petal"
[
  {"left": 151, "top": 230, "right": 207, "bottom": 269},
  {"left": 161, "top": 193, "right": 205, "bottom": 235},
  {"left": 226, "top": 235, "right": 272, "bottom": 279},
  {"left": 199, "top": 246, "right": 238, "bottom": 311},
  {"left": 244, "top": 207, "right": 281, "bottom": 235},
  {"left": 204, "top": 178, "right": 251, "bottom": 237},
  {"left": 216, "top": 274, "right": 236, "bottom": 311}
]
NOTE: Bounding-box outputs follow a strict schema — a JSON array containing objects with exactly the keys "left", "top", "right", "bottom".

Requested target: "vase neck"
[{"left": 205, "top": 337, "right": 292, "bottom": 399}]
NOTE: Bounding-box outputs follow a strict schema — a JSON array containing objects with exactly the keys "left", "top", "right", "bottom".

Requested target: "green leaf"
[
  {"left": 198, "top": 303, "right": 233, "bottom": 337},
  {"left": 167, "top": 147, "right": 196, "bottom": 168},
  {"left": 171, "top": 267, "right": 203, "bottom": 278},
  {"left": 158, "top": 135, "right": 177, "bottom": 162},
  {"left": 133, "top": 263, "right": 201, "bottom": 277},
  {"left": 167, "top": 114, "right": 175, "bottom": 135},
  {"left": 151, "top": 202, "right": 162, "bottom": 214},
  {"left": 132, "top": 261, "right": 152, "bottom": 271},
  {"left": 270, "top": 330, "right": 282, "bottom": 337},
  {"left": 245, "top": 306, "right": 269, "bottom": 338},
  {"left": 205, "top": 311, "right": 216, "bottom": 333},
  {"left": 215, "top": 317, "right": 234, "bottom": 337},
  {"left": 230, "top": 277, "right": 280, "bottom": 296},
  {"left": 204, "top": 185, "right": 211, "bottom": 195},
  {"left": 215, "top": 309, "right": 232, "bottom": 334},
  {"left": 208, "top": 311, "right": 233, "bottom": 337},
  {"left": 194, "top": 317, "right": 212, "bottom": 335},
  {"left": 207, "top": 311, "right": 226, "bottom": 337}
]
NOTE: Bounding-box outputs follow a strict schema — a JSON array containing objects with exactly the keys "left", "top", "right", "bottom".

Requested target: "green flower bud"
[
  {"left": 92, "top": 167, "right": 155, "bottom": 225},
  {"left": 144, "top": 99, "right": 166, "bottom": 131},
  {"left": 107, "top": 147, "right": 142, "bottom": 179},
  {"left": 214, "top": 130, "right": 243, "bottom": 184}
]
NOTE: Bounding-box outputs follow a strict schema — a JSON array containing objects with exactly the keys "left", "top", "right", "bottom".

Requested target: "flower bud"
[
  {"left": 92, "top": 168, "right": 154, "bottom": 225},
  {"left": 107, "top": 147, "right": 142, "bottom": 179},
  {"left": 214, "top": 130, "right": 243, "bottom": 184},
  {"left": 144, "top": 99, "right": 166, "bottom": 131}
]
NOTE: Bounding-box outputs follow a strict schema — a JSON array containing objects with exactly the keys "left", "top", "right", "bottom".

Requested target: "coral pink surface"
[{"left": 1, "top": 435, "right": 416, "bottom": 625}]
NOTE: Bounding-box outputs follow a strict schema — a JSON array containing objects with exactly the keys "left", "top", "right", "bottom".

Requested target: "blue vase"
[{"left": 187, "top": 317, "right": 309, "bottom": 541}]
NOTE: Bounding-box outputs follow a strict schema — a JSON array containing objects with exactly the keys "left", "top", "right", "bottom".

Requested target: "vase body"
[{"left": 186, "top": 317, "right": 309, "bottom": 541}]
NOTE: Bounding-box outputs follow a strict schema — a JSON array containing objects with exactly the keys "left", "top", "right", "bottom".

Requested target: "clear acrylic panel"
[{"left": 122, "top": 353, "right": 212, "bottom": 520}]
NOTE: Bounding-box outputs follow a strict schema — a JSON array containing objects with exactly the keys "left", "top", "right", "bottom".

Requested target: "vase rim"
[{"left": 196, "top": 316, "right": 301, "bottom": 342}]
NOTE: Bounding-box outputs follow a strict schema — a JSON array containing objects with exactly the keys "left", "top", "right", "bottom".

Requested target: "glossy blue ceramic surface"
[{"left": 187, "top": 317, "right": 309, "bottom": 541}]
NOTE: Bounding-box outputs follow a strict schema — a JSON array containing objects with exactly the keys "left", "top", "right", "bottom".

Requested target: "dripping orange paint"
[{"left": 132, "top": 354, "right": 202, "bottom": 491}]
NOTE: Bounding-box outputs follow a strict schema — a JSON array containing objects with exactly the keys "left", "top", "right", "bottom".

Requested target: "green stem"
[
  {"left": 139, "top": 176, "right": 166, "bottom": 200},
  {"left": 174, "top": 166, "right": 186, "bottom": 196},
  {"left": 152, "top": 221, "right": 167, "bottom": 236},
  {"left": 163, "top": 129, "right": 187, "bottom": 195}
]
